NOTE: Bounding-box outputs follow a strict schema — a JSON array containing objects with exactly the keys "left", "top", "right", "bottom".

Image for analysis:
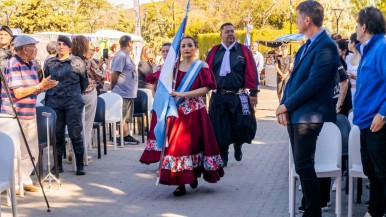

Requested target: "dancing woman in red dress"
[{"left": 140, "top": 36, "right": 224, "bottom": 196}]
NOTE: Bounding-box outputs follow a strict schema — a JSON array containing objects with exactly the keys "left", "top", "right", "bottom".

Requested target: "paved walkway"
[{"left": 2, "top": 86, "right": 368, "bottom": 217}]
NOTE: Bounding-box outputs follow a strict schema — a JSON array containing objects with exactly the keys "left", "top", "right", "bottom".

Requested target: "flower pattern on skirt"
[
  {"left": 178, "top": 96, "right": 206, "bottom": 115},
  {"left": 144, "top": 139, "right": 161, "bottom": 151},
  {"left": 162, "top": 152, "right": 223, "bottom": 172}
]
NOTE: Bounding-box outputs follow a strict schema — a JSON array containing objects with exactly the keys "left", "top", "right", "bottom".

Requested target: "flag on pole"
[
  {"left": 244, "top": 24, "right": 253, "bottom": 49},
  {"left": 152, "top": 0, "right": 190, "bottom": 150}
]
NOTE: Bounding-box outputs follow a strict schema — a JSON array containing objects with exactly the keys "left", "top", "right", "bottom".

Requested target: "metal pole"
[
  {"left": 290, "top": 0, "right": 293, "bottom": 54},
  {"left": 173, "top": 1, "right": 176, "bottom": 35},
  {"left": 134, "top": 0, "right": 141, "bottom": 36},
  {"left": 336, "top": 19, "right": 339, "bottom": 33}
]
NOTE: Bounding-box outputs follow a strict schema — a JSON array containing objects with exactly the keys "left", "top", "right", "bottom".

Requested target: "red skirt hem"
[
  {"left": 139, "top": 150, "right": 161, "bottom": 165},
  {"left": 159, "top": 167, "right": 224, "bottom": 186}
]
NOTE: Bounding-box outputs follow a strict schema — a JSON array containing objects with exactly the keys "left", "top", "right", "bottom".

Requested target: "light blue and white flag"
[
  {"left": 153, "top": 0, "right": 190, "bottom": 150},
  {"left": 244, "top": 24, "right": 253, "bottom": 49}
]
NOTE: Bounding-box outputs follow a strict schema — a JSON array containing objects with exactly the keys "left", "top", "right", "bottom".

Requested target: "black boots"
[
  {"left": 220, "top": 148, "right": 229, "bottom": 167},
  {"left": 75, "top": 154, "right": 86, "bottom": 176},
  {"left": 51, "top": 154, "right": 64, "bottom": 173},
  {"left": 234, "top": 143, "right": 243, "bottom": 161}
]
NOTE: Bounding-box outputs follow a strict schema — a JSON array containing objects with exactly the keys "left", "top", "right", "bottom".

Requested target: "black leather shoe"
[
  {"left": 76, "top": 166, "right": 86, "bottom": 176},
  {"left": 234, "top": 144, "right": 243, "bottom": 161},
  {"left": 173, "top": 185, "right": 186, "bottom": 196},
  {"left": 220, "top": 151, "right": 228, "bottom": 167},
  {"left": 189, "top": 179, "right": 198, "bottom": 189}
]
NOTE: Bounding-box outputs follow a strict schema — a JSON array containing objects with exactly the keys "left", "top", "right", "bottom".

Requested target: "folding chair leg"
[
  {"left": 133, "top": 117, "right": 136, "bottom": 134},
  {"left": 113, "top": 123, "right": 117, "bottom": 150},
  {"left": 290, "top": 177, "right": 296, "bottom": 217},
  {"left": 119, "top": 120, "right": 124, "bottom": 148},
  {"left": 103, "top": 123, "right": 107, "bottom": 155},
  {"left": 38, "top": 148, "right": 43, "bottom": 180},
  {"left": 357, "top": 178, "right": 362, "bottom": 203},
  {"left": 141, "top": 116, "right": 144, "bottom": 143},
  {"left": 348, "top": 175, "right": 354, "bottom": 217},
  {"left": 336, "top": 175, "right": 342, "bottom": 217},
  {"left": 97, "top": 126, "right": 101, "bottom": 159}
]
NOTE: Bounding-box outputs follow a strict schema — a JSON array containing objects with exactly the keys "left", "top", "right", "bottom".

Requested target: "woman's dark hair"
[
  {"left": 336, "top": 39, "right": 349, "bottom": 56},
  {"left": 296, "top": 0, "right": 324, "bottom": 27},
  {"left": 349, "top": 33, "right": 360, "bottom": 45},
  {"left": 162, "top": 42, "right": 172, "bottom": 47},
  {"left": 181, "top": 36, "right": 198, "bottom": 48},
  {"left": 71, "top": 35, "right": 89, "bottom": 60},
  {"left": 357, "top": 6, "right": 386, "bottom": 35},
  {"left": 331, "top": 33, "right": 342, "bottom": 40}
]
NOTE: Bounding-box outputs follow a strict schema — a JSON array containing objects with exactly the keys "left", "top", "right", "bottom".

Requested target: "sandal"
[
  {"left": 189, "top": 179, "right": 198, "bottom": 189},
  {"left": 173, "top": 185, "right": 186, "bottom": 197}
]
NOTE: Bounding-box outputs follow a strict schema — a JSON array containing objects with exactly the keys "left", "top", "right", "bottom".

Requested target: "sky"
[{"left": 108, "top": 0, "right": 163, "bottom": 8}]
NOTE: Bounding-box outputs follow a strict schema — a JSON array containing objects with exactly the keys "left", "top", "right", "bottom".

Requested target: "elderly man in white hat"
[{"left": 0, "top": 35, "right": 58, "bottom": 193}]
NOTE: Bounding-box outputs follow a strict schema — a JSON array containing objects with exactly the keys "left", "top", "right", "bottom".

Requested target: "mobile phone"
[{"left": 102, "top": 48, "right": 108, "bottom": 60}]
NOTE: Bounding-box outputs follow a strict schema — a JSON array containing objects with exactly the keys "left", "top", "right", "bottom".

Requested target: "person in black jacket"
[{"left": 44, "top": 35, "right": 89, "bottom": 175}]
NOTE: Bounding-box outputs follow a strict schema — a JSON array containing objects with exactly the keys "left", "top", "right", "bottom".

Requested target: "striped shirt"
[{"left": 1, "top": 55, "right": 39, "bottom": 119}]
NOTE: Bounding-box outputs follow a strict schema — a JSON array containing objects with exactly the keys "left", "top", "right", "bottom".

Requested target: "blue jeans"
[
  {"left": 288, "top": 123, "right": 323, "bottom": 217},
  {"left": 360, "top": 125, "right": 386, "bottom": 217}
]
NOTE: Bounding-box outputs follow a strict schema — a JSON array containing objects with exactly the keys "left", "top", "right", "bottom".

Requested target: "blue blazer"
[{"left": 281, "top": 30, "right": 339, "bottom": 124}]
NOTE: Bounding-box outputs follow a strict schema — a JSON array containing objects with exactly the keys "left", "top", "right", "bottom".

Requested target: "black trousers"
[
  {"left": 209, "top": 92, "right": 256, "bottom": 150},
  {"left": 360, "top": 125, "right": 386, "bottom": 217},
  {"left": 288, "top": 123, "right": 323, "bottom": 217},
  {"left": 54, "top": 107, "right": 84, "bottom": 156}
]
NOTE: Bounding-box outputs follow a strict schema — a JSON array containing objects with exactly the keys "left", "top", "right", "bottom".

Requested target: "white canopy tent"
[{"left": 29, "top": 30, "right": 144, "bottom": 63}]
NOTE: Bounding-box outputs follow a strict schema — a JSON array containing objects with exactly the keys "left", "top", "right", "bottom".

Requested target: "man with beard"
[{"left": 206, "top": 22, "right": 258, "bottom": 166}]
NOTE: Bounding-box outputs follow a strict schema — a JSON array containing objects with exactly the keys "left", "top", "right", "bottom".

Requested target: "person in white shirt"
[
  {"left": 251, "top": 41, "right": 264, "bottom": 88},
  {"left": 346, "top": 33, "right": 361, "bottom": 105}
]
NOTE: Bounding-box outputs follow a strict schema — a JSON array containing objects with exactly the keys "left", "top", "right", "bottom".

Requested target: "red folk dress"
[{"left": 140, "top": 67, "right": 224, "bottom": 186}]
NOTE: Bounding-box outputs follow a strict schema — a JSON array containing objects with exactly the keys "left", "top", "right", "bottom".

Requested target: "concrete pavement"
[{"left": 1, "top": 86, "right": 368, "bottom": 217}]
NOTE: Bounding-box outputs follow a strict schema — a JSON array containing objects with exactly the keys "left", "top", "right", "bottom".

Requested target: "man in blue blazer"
[{"left": 276, "top": 1, "right": 339, "bottom": 216}]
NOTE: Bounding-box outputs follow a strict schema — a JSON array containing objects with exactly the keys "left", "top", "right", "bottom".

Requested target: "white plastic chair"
[
  {"left": 99, "top": 92, "right": 123, "bottom": 149},
  {"left": 348, "top": 112, "right": 353, "bottom": 127},
  {"left": 348, "top": 125, "right": 367, "bottom": 217},
  {"left": 0, "top": 116, "right": 24, "bottom": 198},
  {"left": 0, "top": 132, "right": 17, "bottom": 217},
  {"left": 289, "top": 122, "right": 342, "bottom": 217},
  {"left": 36, "top": 92, "right": 46, "bottom": 107}
]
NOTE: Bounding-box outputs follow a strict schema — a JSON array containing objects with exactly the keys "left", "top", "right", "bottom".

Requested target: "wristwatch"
[
  {"left": 336, "top": 103, "right": 342, "bottom": 109},
  {"left": 35, "top": 85, "right": 41, "bottom": 93},
  {"left": 381, "top": 115, "right": 386, "bottom": 122}
]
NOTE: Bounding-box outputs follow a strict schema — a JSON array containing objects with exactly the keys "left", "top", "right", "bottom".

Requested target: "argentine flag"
[
  {"left": 244, "top": 24, "right": 253, "bottom": 49},
  {"left": 153, "top": 1, "right": 190, "bottom": 150}
]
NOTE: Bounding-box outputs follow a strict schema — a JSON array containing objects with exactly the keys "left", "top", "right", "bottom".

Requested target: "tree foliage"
[{"left": 0, "top": 0, "right": 383, "bottom": 46}]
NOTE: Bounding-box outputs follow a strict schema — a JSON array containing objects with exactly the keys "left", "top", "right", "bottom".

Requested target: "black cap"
[
  {"left": 0, "top": 26, "right": 13, "bottom": 37},
  {"left": 57, "top": 35, "right": 72, "bottom": 48}
]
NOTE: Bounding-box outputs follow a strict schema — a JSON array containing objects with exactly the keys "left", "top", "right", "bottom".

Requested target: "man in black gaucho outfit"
[{"left": 206, "top": 22, "right": 259, "bottom": 166}]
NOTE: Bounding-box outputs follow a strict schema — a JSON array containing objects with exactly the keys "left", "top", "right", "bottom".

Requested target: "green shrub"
[{"left": 197, "top": 29, "right": 302, "bottom": 59}]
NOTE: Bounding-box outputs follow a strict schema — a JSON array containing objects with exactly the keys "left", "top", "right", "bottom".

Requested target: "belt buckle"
[{"left": 220, "top": 89, "right": 226, "bottom": 94}]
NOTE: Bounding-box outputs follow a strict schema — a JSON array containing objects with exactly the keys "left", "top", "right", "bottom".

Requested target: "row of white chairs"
[{"left": 289, "top": 122, "right": 367, "bottom": 217}]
